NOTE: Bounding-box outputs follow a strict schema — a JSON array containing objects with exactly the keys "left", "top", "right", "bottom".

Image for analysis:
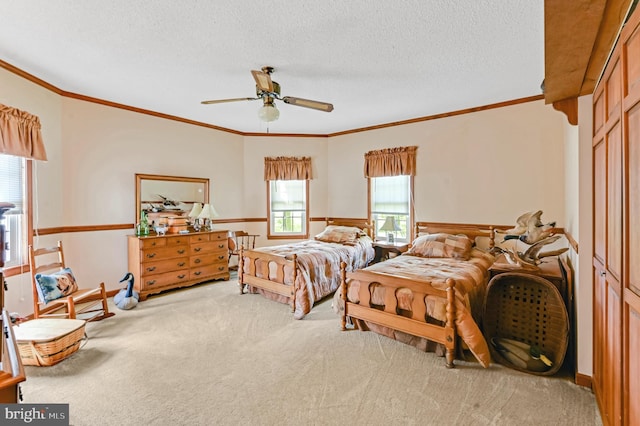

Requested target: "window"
[
  {"left": 0, "top": 154, "right": 29, "bottom": 271},
  {"left": 370, "top": 175, "right": 412, "bottom": 242},
  {"left": 267, "top": 179, "right": 308, "bottom": 238}
]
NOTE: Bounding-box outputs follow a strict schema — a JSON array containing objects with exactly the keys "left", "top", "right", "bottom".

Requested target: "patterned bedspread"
[
  {"left": 344, "top": 248, "right": 495, "bottom": 366},
  {"left": 243, "top": 236, "right": 375, "bottom": 319}
]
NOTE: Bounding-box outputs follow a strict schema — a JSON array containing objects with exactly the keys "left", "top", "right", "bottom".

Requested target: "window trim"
[
  {"left": 266, "top": 179, "right": 310, "bottom": 240},
  {"left": 368, "top": 175, "right": 415, "bottom": 242},
  {"left": 3, "top": 159, "right": 33, "bottom": 277}
]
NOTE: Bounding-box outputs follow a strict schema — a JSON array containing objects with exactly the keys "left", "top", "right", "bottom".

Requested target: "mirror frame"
[{"left": 135, "top": 173, "right": 210, "bottom": 222}]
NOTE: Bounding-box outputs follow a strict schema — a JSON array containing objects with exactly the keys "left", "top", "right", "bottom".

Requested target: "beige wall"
[
  {"left": 1, "top": 67, "right": 592, "bottom": 376},
  {"left": 328, "top": 100, "right": 567, "bottom": 226}
]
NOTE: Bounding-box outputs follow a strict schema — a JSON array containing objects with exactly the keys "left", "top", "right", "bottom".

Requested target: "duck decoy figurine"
[
  {"left": 500, "top": 210, "right": 556, "bottom": 245},
  {"left": 114, "top": 272, "right": 139, "bottom": 310}
]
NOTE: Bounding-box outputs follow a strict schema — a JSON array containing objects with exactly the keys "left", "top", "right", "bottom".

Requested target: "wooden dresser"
[{"left": 128, "top": 229, "right": 230, "bottom": 300}]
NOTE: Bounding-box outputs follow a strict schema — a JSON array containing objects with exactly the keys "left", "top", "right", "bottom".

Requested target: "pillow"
[
  {"left": 315, "top": 225, "right": 365, "bottom": 245},
  {"left": 407, "top": 233, "right": 473, "bottom": 260},
  {"left": 34, "top": 267, "right": 79, "bottom": 303}
]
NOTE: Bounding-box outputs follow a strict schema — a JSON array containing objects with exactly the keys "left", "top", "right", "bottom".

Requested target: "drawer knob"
[
  {"left": 178, "top": 249, "right": 186, "bottom": 254},
  {"left": 218, "top": 266, "right": 225, "bottom": 271},
  {"left": 147, "top": 253, "right": 156, "bottom": 258},
  {"left": 147, "top": 280, "right": 156, "bottom": 286},
  {"left": 178, "top": 274, "right": 186, "bottom": 279},
  {"left": 218, "top": 255, "right": 224, "bottom": 260},
  {"left": 218, "top": 244, "right": 224, "bottom": 249},
  {"left": 194, "top": 271, "right": 202, "bottom": 276},
  {"left": 178, "top": 262, "right": 186, "bottom": 267},
  {"left": 194, "top": 247, "right": 202, "bottom": 252},
  {"left": 146, "top": 266, "right": 156, "bottom": 272},
  {"left": 194, "top": 259, "right": 201, "bottom": 264}
]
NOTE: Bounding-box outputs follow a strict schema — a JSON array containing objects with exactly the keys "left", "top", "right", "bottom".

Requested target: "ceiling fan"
[{"left": 201, "top": 66, "right": 334, "bottom": 122}]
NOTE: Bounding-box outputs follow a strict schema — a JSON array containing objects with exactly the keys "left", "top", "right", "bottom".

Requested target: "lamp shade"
[
  {"left": 258, "top": 104, "right": 280, "bottom": 122},
  {"left": 188, "top": 203, "right": 203, "bottom": 218},
  {"left": 197, "top": 203, "right": 219, "bottom": 220},
  {"left": 379, "top": 216, "right": 401, "bottom": 232}
]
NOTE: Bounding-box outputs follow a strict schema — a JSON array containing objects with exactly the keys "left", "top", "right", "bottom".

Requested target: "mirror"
[{"left": 135, "top": 174, "right": 209, "bottom": 224}]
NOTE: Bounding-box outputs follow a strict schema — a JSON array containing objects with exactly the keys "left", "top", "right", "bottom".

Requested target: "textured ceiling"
[{"left": 0, "top": 1, "right": 544, "bottom": 135}]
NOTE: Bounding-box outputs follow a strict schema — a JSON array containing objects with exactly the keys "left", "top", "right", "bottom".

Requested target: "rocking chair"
[{"left": 29, "top": 241, "right": 114, "bottom": 322}]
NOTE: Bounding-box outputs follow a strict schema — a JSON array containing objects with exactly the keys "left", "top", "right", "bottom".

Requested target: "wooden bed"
[
  {"left": 339, "top": 222, "right": 497, "bottom": 368},
  {"left": 238, "top": 218, "right": 375, "bottom": 319}
]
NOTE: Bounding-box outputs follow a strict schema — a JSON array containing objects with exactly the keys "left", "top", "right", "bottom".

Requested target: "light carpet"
[{"left": 21, "top": 276, "right": 601, "bottom": 426}]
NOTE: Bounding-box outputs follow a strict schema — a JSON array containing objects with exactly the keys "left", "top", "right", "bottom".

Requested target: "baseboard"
[{"left": 575, "top": 372, "right": 592, "bottom": 388}]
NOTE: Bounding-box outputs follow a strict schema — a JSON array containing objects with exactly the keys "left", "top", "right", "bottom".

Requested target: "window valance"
[
  {"left": 0, "top": 103, "right": 47, "bottom": 161},
  {"left": 364, "top": 146, "right": 417, "bottom": 177},
  {"left": 264, "top": 156, "right": 312, "bottom": 181}
]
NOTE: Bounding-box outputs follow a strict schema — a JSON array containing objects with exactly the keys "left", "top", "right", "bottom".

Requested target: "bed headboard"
[
  {"left": 414, "top": 221, "right": 496, "bottom": 249},
  {"left": 326, "top": 218, "right": 375, "bottom": 239}
]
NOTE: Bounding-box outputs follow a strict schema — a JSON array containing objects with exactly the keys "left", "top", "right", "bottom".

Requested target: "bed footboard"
[
  {"left": 340, "top": 262, "right": 457, "bottom": 368},
  {"left": 238, "top": 247, "right": 298, "bottom": 312}
]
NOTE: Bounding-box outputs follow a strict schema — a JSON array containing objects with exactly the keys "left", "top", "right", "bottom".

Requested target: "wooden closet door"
[
  {"left": 623, "top": 11, "right": 640, "bottom": 425},
  {"left": 592, "top": 51, "right": 624, "bottom": 426}
]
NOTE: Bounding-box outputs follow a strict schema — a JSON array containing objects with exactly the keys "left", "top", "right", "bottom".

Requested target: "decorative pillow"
[
  {"left": 315, "top": 225, "right": 365, "bottom": 245},
  {"left": 34, "top": 267, "right": 79, "bottom": 303},
  {"left": 407, "top": 233, "right": 473, "bottom": 260}
]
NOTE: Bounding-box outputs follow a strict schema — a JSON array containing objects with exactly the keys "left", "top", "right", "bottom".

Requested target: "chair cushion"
[{"left": 34, "top": 267, "right": 79, "bottom": 303}]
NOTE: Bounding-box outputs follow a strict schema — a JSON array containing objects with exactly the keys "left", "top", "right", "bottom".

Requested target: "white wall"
[{"left": 576, "top": 95, "right": 594, "bottom": 376}]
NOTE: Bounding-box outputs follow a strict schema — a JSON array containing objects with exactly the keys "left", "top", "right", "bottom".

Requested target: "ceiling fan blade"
[
  {"left": 282, "top": 96, "right": 334, "bottom": 112},
  {"left": 201, "top": 97, "right": 258, "bottom": 105},
  {"left": 251, "top": 70, "right": 274, "bottom": 92}
]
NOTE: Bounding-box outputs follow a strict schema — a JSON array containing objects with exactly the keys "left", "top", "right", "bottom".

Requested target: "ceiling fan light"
[{"left": 258, "top": 104, "right": 280, "bottom": 122}]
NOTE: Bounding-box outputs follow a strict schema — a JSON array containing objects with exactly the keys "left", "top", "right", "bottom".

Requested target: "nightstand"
[{"left": 372, "top": 241, "right": 409, "bottom": 263}]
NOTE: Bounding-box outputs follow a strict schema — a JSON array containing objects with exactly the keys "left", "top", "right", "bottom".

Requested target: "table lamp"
[
  {"left": 379, "top": 216, "right": 401, "bottom": 242},
  {"left": 188, "top": 203, "right": 203, "bottom": 229},
  {"left": 197, "top": 203, "right": 219, "bottom": 230}
]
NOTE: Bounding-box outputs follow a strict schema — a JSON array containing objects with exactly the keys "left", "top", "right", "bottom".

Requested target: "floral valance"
[
  {"left": 264, "top": 156, "right": 312, "bottom": 181},
  {"left": 364, "top": 146, "right": 417, "bottom": 177},
  {"left": 0, "top": 103, "right": 47, "bottom": 161}
]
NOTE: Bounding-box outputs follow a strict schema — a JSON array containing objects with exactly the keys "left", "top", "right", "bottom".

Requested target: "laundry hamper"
[
  {"left": 483, "top": 272, "right": 569, "bottom": 376},
  {"left": 12, "top": 319, "right": 86, "bottom": 366}
]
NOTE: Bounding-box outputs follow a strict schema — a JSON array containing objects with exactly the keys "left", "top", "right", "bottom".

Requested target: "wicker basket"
[
  {"left": 13, "top": 319, "right": 86, "bottom": 366},
  {"left": 483, "top": 272, "right": 569, "bottom": 375}
]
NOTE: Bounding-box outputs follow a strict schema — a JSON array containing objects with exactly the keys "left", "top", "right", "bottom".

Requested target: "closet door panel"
[
  {"left": 594, "top": 140, "right": 606, "bottom": 264},
  {"left": 629, "top": 104, "right": 640, "bottom": 296},
  {"left": 607, "top": 125, "right": 622, "bottom": 280},
  {"left": 627, "top": 302, "right": 640, "bottom": 425}
]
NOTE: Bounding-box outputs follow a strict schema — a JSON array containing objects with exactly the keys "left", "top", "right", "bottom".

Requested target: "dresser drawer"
[
  {"left": 140, "top": 238, "right": 167, "bottom": 249},
  {"left": 142, "top": 257, "right": 189, "bottom": 276},
  {"left": 142, "top": 246, "right": 189, "bottom": 261},
  {"left": 191, "top": 241, "right": 226, "bottom": 255},
  {"left": 141, "top": 269, "right": 190, "bottom": 290},
  {"left": 209, "top": 231, "right": 227, "bottom": 242},
  {"left": 165, "top": 236, "right": 189, "bottom": 246},
  {"left": 191, "top": 263, "right": 228, "bottom": 280},
  {"left": 190, "top": 253, "right": 227, "bottom": 268},
  {"left": 190, "top": 233, "right": 210, "bottom": 243}
]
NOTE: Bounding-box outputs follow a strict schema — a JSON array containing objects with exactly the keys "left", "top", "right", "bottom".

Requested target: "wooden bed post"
[
  {"left": 340, "top": 262, "right": 347, "bottom": 331},
  {"left": 290, "top": 254, "right": 297, "bottom": 313},
  {"left": 445, "top": 278, "right": 456, "bottom": 368},
  {"left": 488, "top": 226, "right": 495, "bottom": 252},
  {"left": 238, "top": 246, "right": 244, "bottom": 294}
]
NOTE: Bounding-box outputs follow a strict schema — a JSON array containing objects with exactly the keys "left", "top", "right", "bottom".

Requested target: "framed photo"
[{"left": 387, "top": 233, "right": 395, "bottom": 243}]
